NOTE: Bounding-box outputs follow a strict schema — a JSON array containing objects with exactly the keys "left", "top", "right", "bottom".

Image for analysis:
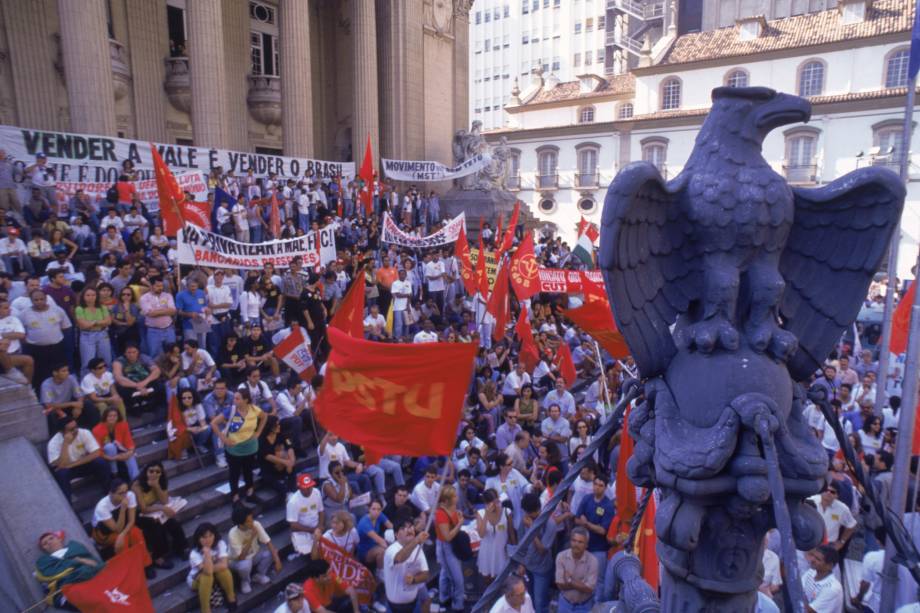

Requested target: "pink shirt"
[{"left": 139, "top": 291, "right": 175, "bottom": 329}]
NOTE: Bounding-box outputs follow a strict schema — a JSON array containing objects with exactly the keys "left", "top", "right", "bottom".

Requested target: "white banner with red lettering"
[
  {"left": 176, "top": 224, "right": 335, "bottom": 270},
  {"left": 55, "top": 171, "right": 208, "bottom": 214},
  {"left": 537, "top": 269, "right": 604, "bottom": 293},
  {"left": 316, "top": 537, "right": 375, "bottom": 605},
  {"left": 380, "top": 212, "right": 466, "bottom": 248},
  {"left": 272, "top": 325, "right": 316, "bottom": 381}
]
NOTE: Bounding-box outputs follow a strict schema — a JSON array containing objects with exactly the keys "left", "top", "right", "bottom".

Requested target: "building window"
[
  {"left": 660, "top": 77, "right": 681, "bottom": 110},
  {"left": 579, "top": 106, "right": 596, "bottom": 123},
  {"left": 886, "top": 48, "right": 910, "bottom": 88},
  {"left": 798, "top": 60, "right": 825, "bottom": 97},
  {"left": 249, "top": 1, "right": 275, "bottom": 24},
  {"left": 725, "top": 69, "right": 749, "bottom": 88},
  {"left": 250, "top": 31, "right": 278, "bottom": 76},
  {"left": 576, "top": 145, "right": 599, "bottom": 187},
  {"left": 872, "top": 120, "right": 907, "bottom": 169},
  {"left": 507, "top": 151, "right": 522, "bottom": 189},
  {"left": 618, "top": 102, "right": 633, "bottom": 119},
  {"left": 641, "top": 138, "right": 668, "bottom": 176},
  {"left": 485, "top": 10, "right": 491, "bottom": 22},
  {"left": 575, "top": 22, "right": 582, "bottom": 34},
  {"left": 552, "top": 57, "right": 561, "bottom": 71},
  {"left": 523, "top": 33, "right": 529, "bottom": 44},
  {"left": 503, "top": 34, "right": 510, "bottom": 47},
  {"left": 586, "top": 18, "right": 594, "bottom": 32},
  {"left": 554, "top": 0, "right": 561, "bottom": 6},
  {"left": 784, "top": 128, "right": 819, "bottom": 183},
  {"left": 598, "top": 15, "right": 606, "bottom": 28},
  {"left": 537, "top": 148, "right": 559, "bottom": 188},
  {"left": 484, "top": 39, "right": 490, "bottom": 52},
  {"left": 522, "top": 0, "right": 529, "bottom": 14},
  {"left": 533, "top": 0, "right": 539, "bottom": 11},
  {"left": 475, "top": 11, "right": 481, "bottom": 24},
  {"left": 577, "top": 198, "right": 597, "bottom": 214},
  {"left": 494, "top": 6, "right": 501, "bottom": 19},
  {"left": 598, "top": 49, "right": 605, "bottom": 64},
  {"left": 504, "top": 4, "right": 511, "bottom": 17},
  {"left": 574, "top": 52, "right": 581, "bottom": 67},
  {"left": 167, "top": 4, "right": 186, "bottom": 52},
  {"left": 585, "top": 51, "right": 593, "bottom": 65},
  {"left": 538, "top": 198, "right": 557, "bottom": 214}
]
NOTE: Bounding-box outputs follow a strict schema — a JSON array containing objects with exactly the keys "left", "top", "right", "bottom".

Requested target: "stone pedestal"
[{"left": 440, "top": 188, "right": 537, "bottom": 239}]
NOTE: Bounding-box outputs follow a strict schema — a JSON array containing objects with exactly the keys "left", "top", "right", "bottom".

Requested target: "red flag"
[
  {"left": 336, "top": 174, "right": 345, "bottom": 218},
  {"left": 487, "top": 260, "right": 511, "bottom": 342},
  {"left": 358, "top": 134, "right": 375, "bottom": 215},
  {"left": 562, "top": 303, "right": 630, "bottom": 360},
  {"left": 477, "top": 222, "right": 490, "bottom": 297},
  {"left": 455, "top": 226, "right": 478, "bottom": 295},
  {"left": 166, "top": 388, "right": 190, "bottom": 460},
  {"left": 315, "top": 327, "right": 478, "bottom": 459},
  {"left": 270, "top": 189, "right": 282, "bottom": 239},
  {"left": 151, "top": 145, "right": 187, "bottom": 236},
  {"left": 638, "top": 491, "right": 659, "bottom": 591},
  {"left": 495, "top": 213, "right": 504, "bottom": 246},
  {"left": 515, "top": 305, "right": 540, "bottom": 372},
  {"left": 330, "top": 272, "right": 366, "bottom": 338},
  {"left": 890, "top": 281, "right": 916, "bottom": 354},
  {"left": 315, "top": 537, "right": 376, "bottom": 605},
  {"left": 62, "top": 544, "right": 155, "bottom": 613},
  {"left": 577, "top": 216, "right": 600, "bottom": 243},
  {"left": 553, "top": 343, "right": 578, "bottom": 388},
  {"left": 607, "top": 405, "right": 637, "bottom": 557},
  {"left": 499, "top": 201, "right": 520, "bottom": 255},
  {"left": 273, "top": 324, "right": 317, "bottom": 381},
  {"left": 510, "top": 231, "right": 539, "bottom": 301}
]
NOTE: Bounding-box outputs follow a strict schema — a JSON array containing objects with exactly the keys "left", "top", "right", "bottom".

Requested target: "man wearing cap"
[
  {"left": 275, "top": 582, "right": 310, "bottom": 613},
  {"left": 287, "top": 473, "right": 324, "bottom": 556},
  {"left": 0, "top": 226, "right": 32, "bottom": 275}
]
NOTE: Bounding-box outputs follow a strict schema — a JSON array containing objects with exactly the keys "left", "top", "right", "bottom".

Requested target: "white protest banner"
[
  {"left": 0, "top": 124, "right": 355, "bottom": 185},
  {"left": 177, "top": 224, "right": 336, "bottom": 270},
  {"left": 380, "top": 212, "right": 466, "bottom": 248},
  {"left": 55, "top": 171, "right": 207, "bottom": 213},
  {"left": 381, "top": 153, "right": 489, "bottom": 182}
]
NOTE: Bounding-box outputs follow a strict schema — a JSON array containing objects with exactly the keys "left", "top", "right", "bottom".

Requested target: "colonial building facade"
[
  {"left": 487, "top": 0, "right": 919, "bottom": 276},
  {"left": 0, "top": 0, "right": 472, "bottom": 165}
]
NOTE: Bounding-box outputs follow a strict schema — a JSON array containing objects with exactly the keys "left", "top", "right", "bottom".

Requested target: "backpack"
[{"left": 106, "top": 185, "right": 118, "bottom": 204}]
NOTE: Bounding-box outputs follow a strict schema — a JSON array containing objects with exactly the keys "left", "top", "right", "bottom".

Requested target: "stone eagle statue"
[{"left": 599, "top": 86, "right": 905, "bottom": 609}]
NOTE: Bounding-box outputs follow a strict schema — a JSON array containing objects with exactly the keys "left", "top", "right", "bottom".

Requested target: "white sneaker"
[
  {"left": 216, "top": 455, "right": 228, "bottom": 468},
  {"left": 253, "top": 574, "right": 271, "bottom": 585},
  {"left": 373, "top": 602, "right": 387, "bottom": 613},
  {"left": 240, "top": 581, "right": 252, "bottom": 594}
]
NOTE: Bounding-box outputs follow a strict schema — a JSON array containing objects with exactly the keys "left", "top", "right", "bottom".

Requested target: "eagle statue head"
[{"left": 700, "top": 86, "right": 813, "bottom": 147}]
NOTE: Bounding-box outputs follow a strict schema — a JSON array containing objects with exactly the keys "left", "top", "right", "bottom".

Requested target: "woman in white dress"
[
  {"left": 315, "top": 510, "right": 359, "bottom": 557},
  {"left": 475, "top": 488, "right": 516, "bottom": 581}
]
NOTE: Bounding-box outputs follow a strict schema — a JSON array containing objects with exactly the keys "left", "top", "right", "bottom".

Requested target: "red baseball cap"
[{"left": 297, "top": 473, "right": 316, "bottom": 489}]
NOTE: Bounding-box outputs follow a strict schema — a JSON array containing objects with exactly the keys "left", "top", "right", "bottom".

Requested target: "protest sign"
[
  {"left": 470, "top": 248, "right": 498, "bottom": 287},
  {"left": 177, "top": 224, "right": 335, "bottom": 270},
  {"left": 381, "top": 153, "right": 489, "bottom": 182},
  {"left": 536, "top": 268, "right": 604, "bottom": 293},
  {"left": 55, "top": 171, "right": 207, "bottom": 214},
  {"left": 380, "top": 212, "right": 466, "bottom": 248},
  {"left": 315, "top": 537, "right": 376, "bottom": 605}
]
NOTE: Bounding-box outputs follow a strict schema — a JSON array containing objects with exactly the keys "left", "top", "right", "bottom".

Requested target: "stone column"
[
  {"left": 126, "top": 0, "right": 169, "bottom": 141},
  {"left": 377, "top": 0, "right": 424, "bottom": 160},
  {"left": 0, "top": 0, "right": 60, "bottom": 130},
  {"left": 187, "top": 0, "right": 229, "bottom": 148},
  {"left": 453, "top": 2, "right": 472, "bottom": 137},
  {"left": 352, "top": 0, "right": 380, "bottom": 163},
  {"left": 57, "top": 0, "right": 117, "bottom": 134},
  {"left": 222, "top": 0, "right": 249, "bottom": 151},
  {"left": 280, "top": 0, "right": 314, "bottom": 157}
]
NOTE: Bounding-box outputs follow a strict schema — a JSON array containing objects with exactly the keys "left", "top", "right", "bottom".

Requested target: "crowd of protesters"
[{"left": 5, "top": 147, "right": 918, "bottom": 613}]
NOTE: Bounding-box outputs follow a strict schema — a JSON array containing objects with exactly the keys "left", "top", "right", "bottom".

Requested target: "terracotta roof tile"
[
  {"left": 522, "top": 73, "right": 635, "bottom": 105},
  {"left": 660, "top": 0, "right": 913, "bottom": 66}
]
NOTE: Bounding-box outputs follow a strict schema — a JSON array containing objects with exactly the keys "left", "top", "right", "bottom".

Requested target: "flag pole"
[{"left": 878, "top": 12, "right": 920, "bottom": 605}]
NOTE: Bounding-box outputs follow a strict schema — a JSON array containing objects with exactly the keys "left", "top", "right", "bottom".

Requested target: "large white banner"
[
  {"left": 0, "top": 124, "right": 354, "bottom": 185},
  {"left": 56, "top": 171, "right": 208, "bottom": 213},
  {"left": 380, "top": 212, "right": 466, "bottom": 248},
  {"left": 177, "top": 224, "right": 336, "bottom": 270},
  {"left": 381, "top": 153, "right": 489, "bottom": 182}
]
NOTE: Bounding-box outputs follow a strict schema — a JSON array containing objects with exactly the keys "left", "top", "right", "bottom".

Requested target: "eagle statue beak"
[{"left": 754, "top": 93, "right": 812, "bottom": 135}]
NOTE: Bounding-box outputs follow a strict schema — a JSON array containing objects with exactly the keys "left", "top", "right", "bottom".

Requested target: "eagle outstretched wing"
[
  {"left": 780, "top": 167, "right": 905, "bottom": 381},
  {"left": 599, "top": 162, "right": 700, "bottom": 378}
]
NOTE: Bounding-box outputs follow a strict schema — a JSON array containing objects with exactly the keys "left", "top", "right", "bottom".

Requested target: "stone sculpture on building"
[
  {"left": 600, "top": 86, "right": 905, "bottom": 610},
  {"left": 452, "top": 120, "right": 512, "bottom": 191}
]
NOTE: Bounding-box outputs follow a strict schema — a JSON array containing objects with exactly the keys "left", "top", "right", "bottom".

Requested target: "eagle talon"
[
  {"left": 746, "top": 322, "right": 798, "bottom": 362},
  {"left": 682, "top": 318, "right": 739, "bottom": 354}
]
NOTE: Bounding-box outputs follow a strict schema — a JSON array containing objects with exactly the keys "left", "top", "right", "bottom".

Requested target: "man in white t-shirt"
[
  {"left": 317, "top": 431, "right": 372, "bottom": 493},
  {"left": 490, "top": 575, "right": 535, "bottom": 613},
  {"left": 801, "top": 545, "right": 843, "bottom": 613},
  {"left": 91, "top": 479, "right": 138, "bottom": 529},
  {"left": 0, "top": 298, "right": 25, "bottom": 353},
  {"left": 47, "top": 418, "right": 110, "bottom": 500},
  {"left": 424, "top": 253, "right": 446, "bottom": 312},
  {"left": 409, "top": 465, "right": 441, "bottom": 514},
  {"left": 760, "top": 533, "right": 782, "bottom": 599},
  {"left": 287, "top": 473, "right": 324, "bottom": 555},
  {"left": 81, "top": 358, "right": 126, "bottom": 419},
  {"left": 808, "top": 486, "right": 857, "bottom": 548},
  {"left": 390, "top": 269, "right": 412, "bottom": 340},
  {"left": 412, "top": 318, "right": 438, "bottom": 344},
  {"left": 231, "top": 196, "right": 250, "bottom": 242},
  {"left": 383, "top": 516, "right": 431, "bottom": 613},
  {"left": 180, "top": 340, "right": 217, "bottom": 391},
  {"left": 363, "top": 304, "right": 388, "bottom": 341},
  {"left": 852, "top": 539, "right": 885, "bottom": 613}
]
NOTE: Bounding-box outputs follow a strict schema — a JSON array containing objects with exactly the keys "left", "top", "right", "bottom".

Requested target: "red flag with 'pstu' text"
[
  {"left": 315, "top": 328, "right": 478, "bottom": 460},
  {"left": 330, "top": 272, "right": 366, "bottom": 338},
  {"left": 890, "top": 281, "right": 916, "bottom": 354},
  {"left": 62, "top": 544, "right": 154, "bottom": 613}
]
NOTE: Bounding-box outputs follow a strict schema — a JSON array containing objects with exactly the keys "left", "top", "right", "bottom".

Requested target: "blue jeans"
[
  {"left": 103, "top": 442, "right": 140, "bottom": 481},
  {"left": 298, "top": 212, "right": 310, "bottom": 232},
  {"left": 435, "top": 540, "right": 465, "bottom": 610},
  {"left": 80, "top": 329, "right": 113, "bottom": 372},
  {"left": 557, "top": 595, "right": 593, "bottom": 613},
  {"left": 590, "top": 550, "right": 608, "bottom": 602},
  {"left": 192, "top": 427, "right": 224, "bottom": 460},
  {"left": 2, "top": 254, "right": 33, "bottom": 275},
  {"left": 146, "top": 325, "right": 176, "bottom": 356},
  {"left": 528, "top": 570, "right": 553, "bottom": 613},
  {"left": 393, "top": 309, "right": 406, "bottom": 340},
  {"left": 346, "top": 472, "right": 372, "bottom": 495},
  {"left": 250, "top": 226, "right": 263, "bottom": 243}
]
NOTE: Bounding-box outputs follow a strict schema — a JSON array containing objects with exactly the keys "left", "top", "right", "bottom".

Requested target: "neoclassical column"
[
  {"left": 377, "top": 0, "right": 423, "bottom": 160},
  {"left": 352, "top": 0, "right": 380, "bottom": 162},
  {"left": 187, "top": 0, "right": 229, "bottom": 147},
  {"left": 280, "top": 0, "right": 314, "bottom": 157},
  {"left": 57, "top": 0, "right": 117, "bottom": 134},
  {"left": 453, "top": 2, "right": 472, "bottom": 135},
  {"left": 125, "top": 0, "right": 169, "bottom": 141}
]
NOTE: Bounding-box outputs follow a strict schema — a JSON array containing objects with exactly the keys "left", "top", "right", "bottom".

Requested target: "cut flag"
[
  {"left": 315, "top": 327, "right": 478, "bottom": 461},
  {"left": 62, "top": 544, "right": 155, "bottom": 613},
  {"left": 152, "top": 144, "right": 210, "bottom": 235},
  {"left": 273, "top": 324, "right": 317, "bottom": 381},
  {"left": 553, "top": 342, "right": 578, "bottom": 388},
  {"left": 510, "top": 230, "right": 540, "bottom": 301},
  {"left": 166, "top": 386, "right": 190, "bottom": 460},
  {"left": 890, "top": 281, "right": 916, "bottom": 354},
  {"left": 515, "top": 305, "right": 540, "bottom": 372},
  {"left": 358, "top": 134, "right": 375, "bottom": 215},
  {"left": 573, "top": 216, "right": 600, "bottom": 267},
  {"left": 330, "top": 272, "right": 366, "bottom": 338},
  {"left": 487, "top": 260, "right": 511, "bottom": 342},
  {"left": 455, "top": 226, "right": 478, "bottom": 296},
  {"left": 270, "top": 189, "right": 282, "bottom": 238},
  {"left": 499, "top": 201, "right": 521, "bottom": 255}
]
